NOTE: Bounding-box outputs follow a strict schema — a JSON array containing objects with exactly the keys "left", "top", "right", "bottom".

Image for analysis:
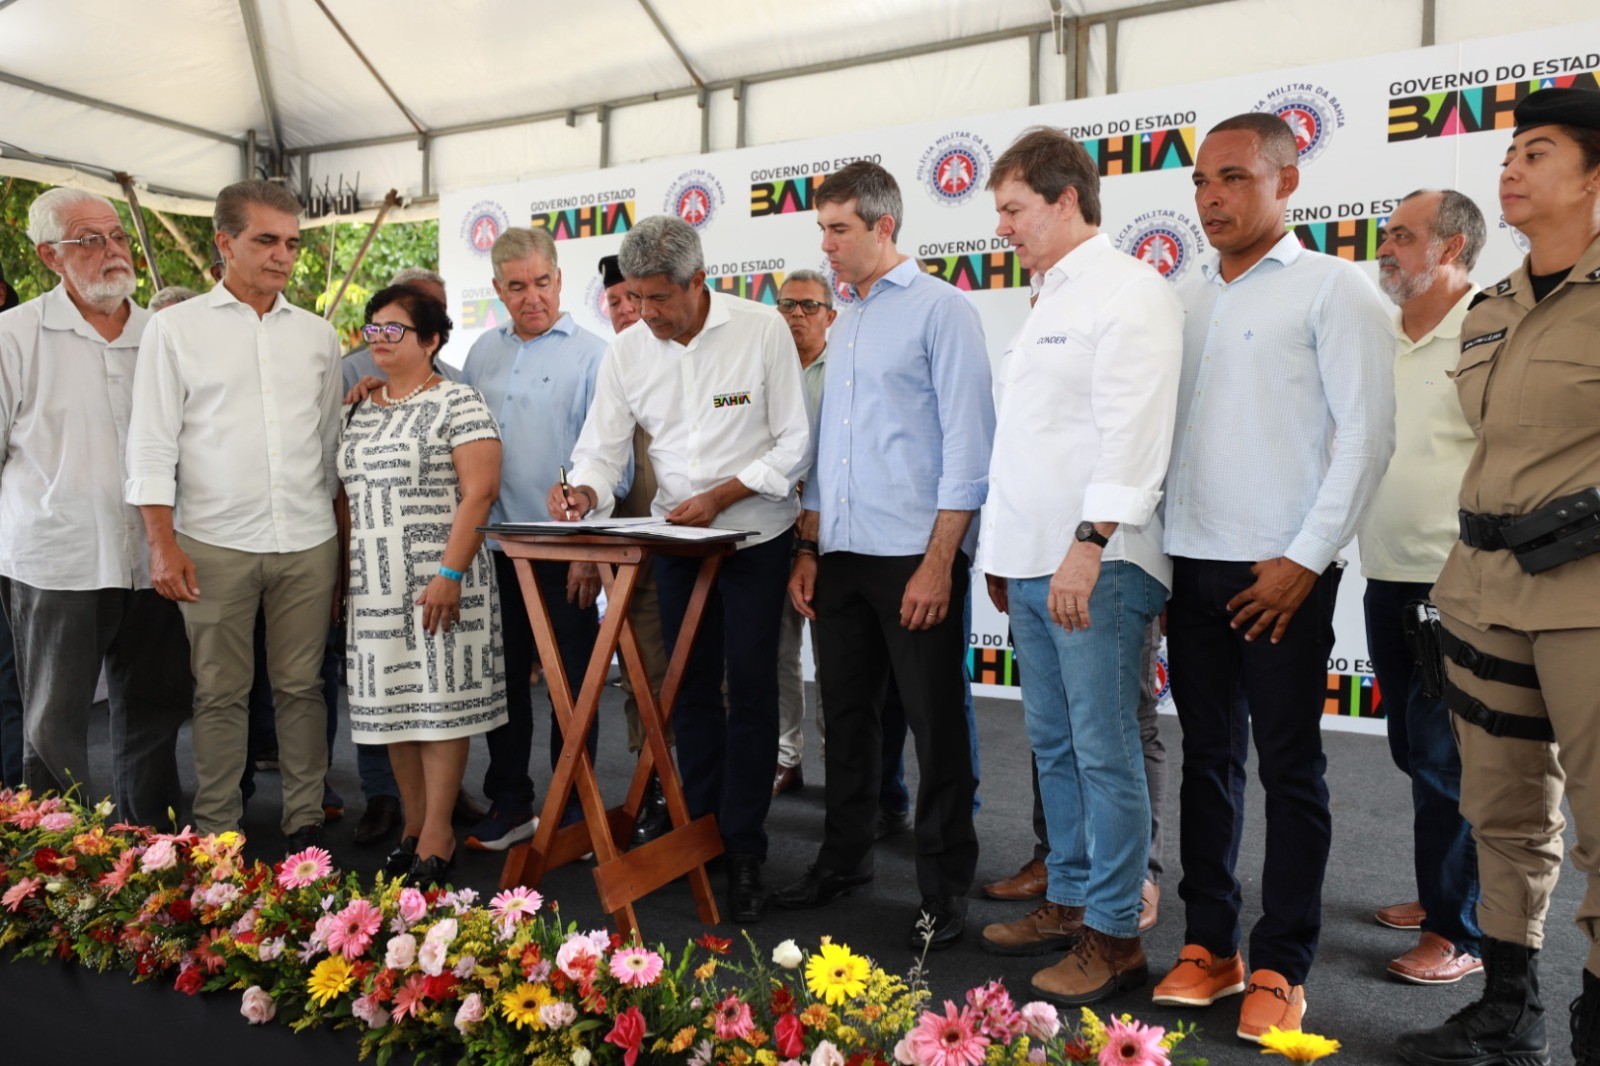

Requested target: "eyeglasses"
[
  {"left": 360, "top": 322, "right": 419, "bottom": 343},
  {"left": 54, "top": 231, "right": 132, "bottom": 252},
  {"left": 776, "top": 298, "right": 829, "bottom": 316}
]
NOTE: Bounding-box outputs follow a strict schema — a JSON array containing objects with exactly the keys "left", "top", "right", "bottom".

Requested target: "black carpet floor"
[{"left": 62, "top": 678, "right": 1588, "bottom": 1065}]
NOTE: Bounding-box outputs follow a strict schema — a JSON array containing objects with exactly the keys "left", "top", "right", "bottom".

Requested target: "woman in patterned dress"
[{"left": 338, "top": 284, "right": 506, "bottom": 885}]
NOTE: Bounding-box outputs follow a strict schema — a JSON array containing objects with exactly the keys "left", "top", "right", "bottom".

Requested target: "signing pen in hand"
[{"left": 558, "top": 465, "right": 575, "bottom": 520}]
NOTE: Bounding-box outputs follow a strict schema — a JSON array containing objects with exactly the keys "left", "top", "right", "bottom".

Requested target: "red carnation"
[
  {"left": 32, "top": 847, "right": 62, "bottom": 875},
  {"left": 168, "top": 899, "right": 194, "bottom": 922},
  {"left": 770, "top": 986, "right": 796, "bottom": 1015},
  {"left": 174, "top": 967, "right": 204, "bottom": 995},
  {"left": 422, "top": 971, "right": 459, "bottom": 1000}
]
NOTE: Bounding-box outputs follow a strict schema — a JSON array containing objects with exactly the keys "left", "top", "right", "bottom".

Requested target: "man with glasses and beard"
[
  {"left": 1359, "top": 190, "right": 1486, "bottom": 987},
  {"left": 0, "top": 187, "right": 193, "bottom": 825}
]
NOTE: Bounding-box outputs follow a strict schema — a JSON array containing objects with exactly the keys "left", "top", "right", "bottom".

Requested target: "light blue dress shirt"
[
  {"left": 459, "top": 313, "right": 612, "bottom": 529},
  {"left": 1162, "top": 232, "right": 1395, "bottom": 573},
  {"left": 801, "top": 257, "right": 994, "bottom": 558}
]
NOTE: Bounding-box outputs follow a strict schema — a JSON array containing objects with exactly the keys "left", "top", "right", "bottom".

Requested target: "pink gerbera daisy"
[
  {"left": 391, "top": 972, "right": 429, "bottom": 1022},
  {"left": 713, "top": 993, "right": 755, "bottom": 1041},
  {"left": 327, "top": 898, "right": 383, "bottom": 959},
  {"left": 609, "top": 946, "right": 664, "bottom": 988},
  {"left": 278, "top": 846, "right": 334, "bottom": 889},
  {"left": 905, "top": 1002, "right": 990, "bottom": 1066},
  {"left": 2, "top": 876, "right": 41, "bottom": 912},
  {"left": 1097, "top": 1017, "right": 1169, "bottom": 1066},
  {"left": 489, "top": 886, "right": 542, "bottom": 933}
]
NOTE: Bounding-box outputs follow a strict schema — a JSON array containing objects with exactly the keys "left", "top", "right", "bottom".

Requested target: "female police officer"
[{"left": 1398, "top": 87, "right": 1600, "bottom": 1066}]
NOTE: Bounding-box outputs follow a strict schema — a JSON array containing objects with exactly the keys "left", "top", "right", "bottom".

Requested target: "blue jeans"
[
  {"left": 0, "top": 600, "right": 24, "bottom": 788},
  {"left": 880, "top": 586, "right": 980, "bottom": 815},
  {"left": 1364, "top": 579, "right": 1481, "bottom": 954},
  {"left": 1009, "top": 562, "right": 1165, "bottom": 938}
]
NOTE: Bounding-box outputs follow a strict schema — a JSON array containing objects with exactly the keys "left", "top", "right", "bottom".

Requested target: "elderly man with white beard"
[{"left": 0, "top": 187, "right": 193, "bottom": 826}]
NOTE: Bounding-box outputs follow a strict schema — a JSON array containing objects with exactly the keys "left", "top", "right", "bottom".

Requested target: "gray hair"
[
  {"left": 149, "top": 285, "right": 199, "bottom": 311},
  {"left": 389, "top": 266, "right": 446, "bottom": 290},
  {"left": 618, "top": 215, "right": 704, "bottom": 287},
  {"left": 27, "top": 187, "right": 117, "bottom": 245},
  {"left": 213, "top": 179, "right": 301, "bottom": 238},
  {"left": 491, "top": 227, "right": 558, "bottom": 280},
  {"left": 815, "top": 162, "right": 904, "bottom": 242},
  {"left": 1400, "top": 188, "right": 1487, "bottom": 272},
  {"left": 781, "top": 268, "right": 834, "bottom": 307}
]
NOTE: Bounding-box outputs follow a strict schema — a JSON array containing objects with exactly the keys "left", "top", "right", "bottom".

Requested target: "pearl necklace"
[{"left": 381, "top": 375, "right": 437, "bottom": 405}]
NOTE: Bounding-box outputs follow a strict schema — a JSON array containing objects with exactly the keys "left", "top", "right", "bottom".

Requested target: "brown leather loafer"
[
  {"left": 982, "top": 857, "right": 1047, "bottom": 901},
  {"left": 1138, "top": 879, "right": 1160, "bottom": 932},
  {"left": 1387, "top": 931, "right": 1484, "bottom": 985},
  {"left": 772, "top": 763, "right": 804, "bottom": 796},
  {"left": 1376, "top": 899, "right": 1426, "bottom": 930}
]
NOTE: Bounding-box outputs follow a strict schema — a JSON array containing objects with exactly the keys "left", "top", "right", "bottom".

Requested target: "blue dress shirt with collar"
[{"left": 801, "top": 258, "right": 994, "bottom": 558}]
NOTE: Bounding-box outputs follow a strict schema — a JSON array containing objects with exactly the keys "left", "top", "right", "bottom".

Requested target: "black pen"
[{"left": 558, "top": 465, "right": 575, "bottom": 520}]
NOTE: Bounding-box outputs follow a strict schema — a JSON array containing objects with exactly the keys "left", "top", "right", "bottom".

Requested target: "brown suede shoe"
[
  {"left": 1138, "top": 879, "right": 1160, "bottom": 933},
  {"left": 982, "top": 857, "right": 1047, "bottom": 901},
  {"left": 1387, "top": 931, "right": 1484, "bottom": 985},
  {"left": 980, "top": 901, "right": 1086, "bottom": 956},
  {"left": 1030, "top": 929, "right": 1149, "bottom": 1006}
]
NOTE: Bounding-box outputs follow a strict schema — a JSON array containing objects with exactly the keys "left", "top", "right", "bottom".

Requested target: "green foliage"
[{"left": 0, "top": 175, "right": 438, "bottom": 350}]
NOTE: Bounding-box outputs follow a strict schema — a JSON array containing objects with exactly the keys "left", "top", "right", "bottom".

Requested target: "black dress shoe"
[
  {"left": 911, "top": 895, "right": 967, "bottom": 951},
  {"left": 407, "top": 852, "right": 456, "bottom": 888},
  {"left": 631, "top": 781, "right": 670, "bottom": 847},
  {"left": 285, "top": 823, "right": 325, "bottom": 853},
  {"left": 382, "top": 836, "right": 419, "bottom": 878},
  {"left": 876, "top": 808, "right": 912, "bottom": 841},
  {"left": 354, "top": 795, "right": 403, "bottom": 846},
  {"left": 773, "top": 865, "right": 874, "bottom": 910},
  {"left": 726, "top": 853, "right": 767, "bottom": 924}
]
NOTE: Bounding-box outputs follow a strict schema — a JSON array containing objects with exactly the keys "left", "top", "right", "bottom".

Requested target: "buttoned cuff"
[
  {"left": 124, "top": 477, "right": 176, "bottom": 507},
  {"left": 566, "top": 463, "right": 618, "bottom": 515},
  {"left": 935, "top": 475, "right": 987, "bottom": 512},
  {"left": 1081, "top": 483, "right": 1162, "bottom": 527},
  {"left": 736, "top": 459, "right": 794, "bottom": 502},
  {"left": 1284, "top": 532, "right": 1340, "bottom": 576}
]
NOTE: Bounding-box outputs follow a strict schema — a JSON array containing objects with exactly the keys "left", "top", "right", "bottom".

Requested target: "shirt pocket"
[
  {"left": 1450, "top": 340, "right": 1500, "bottom": 432},
  {"left": 1519, "top": 328, "right": 1600, "bottom": 428}
]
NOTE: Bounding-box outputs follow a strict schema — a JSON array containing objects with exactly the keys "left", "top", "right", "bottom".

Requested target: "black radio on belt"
[
  {"left": 1458, "top": 486, "right": 1600, "bottom": 574},
  {"left": 1400, "top": 599, "right": 1445, "bottom": 699}
]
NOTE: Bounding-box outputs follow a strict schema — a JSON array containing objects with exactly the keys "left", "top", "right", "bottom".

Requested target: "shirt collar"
[
  {"left": 206, "top": 280, "right": 290, "bottom": 318},
  {"left": 1199, "top": 230, "right": 1303, "bottom": 286},
  {"left": 688, "top": 288, "right": 731, "bottom": 345},
  {"left": 1033, "top": 233, "right": 1114, "bottom": 295},
  {"left": 1395, "top": 287, "right": 1478, "bottom": 351},
  {"left": 849, "top": 256, "right": 920, "bottom": 300},
  {"left": 499, "top": 311, "right": 576, "bottom": 345},
  {"left": 39, "top": 282, "right": 146, "bottom": 346}
]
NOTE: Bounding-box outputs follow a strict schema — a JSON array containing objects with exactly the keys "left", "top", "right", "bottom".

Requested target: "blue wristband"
[{"left": 438, "top": 565, "right": 465, "bottom": 582}]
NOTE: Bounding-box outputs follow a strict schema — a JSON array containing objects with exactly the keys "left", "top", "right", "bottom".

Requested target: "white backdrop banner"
[{"left": 439, "top": 22, "right": 1600, "bottom": 736}]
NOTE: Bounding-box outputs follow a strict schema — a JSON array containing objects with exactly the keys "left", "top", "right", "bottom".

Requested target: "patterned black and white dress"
[{"left": 338, "top": 381, "right": 507, "bottom": 742}]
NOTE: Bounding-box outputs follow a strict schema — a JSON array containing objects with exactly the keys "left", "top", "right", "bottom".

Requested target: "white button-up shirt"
[
  {"left": 1163, "top": 233, "right": 1395, "bottom": 573},
  {"left": 978, "top": 235, "right": 1184, "bottom": 587},
  {"left": 125, "top": 283, "right": 342, "bottom": 553},
  {"left": 0, "top": 286, "right": 151, "bottom": 590},
  {"left": 568, "top": 290, "right": 811, "bottom": 547},
  {"left": 1357, "top": 290, "right": 1478, "bottom": 583}
]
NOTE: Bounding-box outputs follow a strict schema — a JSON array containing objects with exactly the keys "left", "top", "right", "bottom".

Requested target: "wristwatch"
[{"left": 1074, "top": 521, "right": 1109, "bottom": 548}]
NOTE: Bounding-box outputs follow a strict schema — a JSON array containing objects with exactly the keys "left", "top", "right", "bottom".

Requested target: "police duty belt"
[{"left": 1458, "top": 486, "right": 1600, "bottom": 575}]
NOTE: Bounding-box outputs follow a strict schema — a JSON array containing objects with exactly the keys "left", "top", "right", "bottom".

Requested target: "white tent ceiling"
[{"left": 2, "top": 0, "right": 1597, "bottom": 221}]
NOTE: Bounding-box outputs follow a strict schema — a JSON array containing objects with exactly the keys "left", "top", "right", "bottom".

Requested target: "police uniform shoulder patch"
[
  {"left": 1469, "top": 290, "right": 1494, "bottom": 310},
  {"left": 1587, "top": 266, "right": 1600, "bottom": 281},
  {"left": 1494, "top": 277, "right": 1514, "bottom": 295}
]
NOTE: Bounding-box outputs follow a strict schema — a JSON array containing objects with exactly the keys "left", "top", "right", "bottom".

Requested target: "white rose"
[
  {"left": 771, "top": 938, "right": 803, "bottom": 969},
  {"left": 572, "top": 1049, "right": 592, "bottom": 1066}
]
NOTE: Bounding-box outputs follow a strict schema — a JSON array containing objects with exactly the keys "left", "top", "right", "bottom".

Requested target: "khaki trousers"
[
  {"left": 617, "top": 564, "right": 673, "bottom": 753},
  {"left": 178, "top": 534, "right": 337, "bottom": 835},
  {"left": 1442, "top": 608, "right": 1600, "bottom": 972}
]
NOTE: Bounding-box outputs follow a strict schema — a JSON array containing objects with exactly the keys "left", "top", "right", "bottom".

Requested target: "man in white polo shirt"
[
  {"left": 0, "top": 187, "right": 192, "bottom": 826},
  {"left": 127, "top": 179, "right": 343, "bottom": 846},
  {"left": 1360, "top": 188, "right": 1486, "bottom": 986}
]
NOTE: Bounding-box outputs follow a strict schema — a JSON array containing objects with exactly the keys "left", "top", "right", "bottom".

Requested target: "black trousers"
[
  {"left": 654, "top": 531, "right": 792, "bottom": 858},
  {"left": 1167, "top": 556, "right": 1342, "bottom": 985},
  {"left": 483, "top": 553, "right": 600, "bottom": 811},
  {"left": 815, "top": 551, "right": 976, "bottom": 897}
]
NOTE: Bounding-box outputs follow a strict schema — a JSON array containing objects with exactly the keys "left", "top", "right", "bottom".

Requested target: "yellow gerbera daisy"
[
  {"left": 306, "top": 955, "right": 355, "bottom": 1006},
  {"left": 805, "top": 942, "right": 869, "bottom": 1006},
  {"left": 1258, "top": 1027, "right": 1342, "bottom": 1061},
  {"left": 499, "top": 982, "right": 555, "bottom": 1030}
]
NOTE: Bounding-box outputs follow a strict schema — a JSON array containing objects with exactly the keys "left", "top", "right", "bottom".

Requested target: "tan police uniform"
[{"left": 1433, "top": 231, "right": 1600, "bottom": 971}]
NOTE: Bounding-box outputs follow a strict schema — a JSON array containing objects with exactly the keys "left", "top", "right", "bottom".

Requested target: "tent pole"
[
  {"left": 114, "top": 172, "right": 164, "bottom": 291},
  {"left": 324, "top": 190, "right": 399, "bottom": 322}
]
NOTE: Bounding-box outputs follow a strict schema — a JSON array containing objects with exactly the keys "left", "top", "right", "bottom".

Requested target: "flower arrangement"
[{"left": 0, "top": 789, "right": 1338, "bottom": 1064}]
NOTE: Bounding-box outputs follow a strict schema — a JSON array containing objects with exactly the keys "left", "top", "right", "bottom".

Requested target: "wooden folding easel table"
[{"left": 490, "top": 530, "right": 734, "bottom": 936}]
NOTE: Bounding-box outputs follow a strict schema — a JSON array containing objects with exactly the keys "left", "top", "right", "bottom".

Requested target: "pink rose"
[
  {"left": 240, "top": 986, "right": 276, "bottom": 1025},
  {"left": 1019, "top": 1002, "right": 1060, "bottom": 1042},
  {"left": 385, "top": 933, "right": 417, "bottom": 970},
  {"left": 140, "top": 838, "right": 177, "bottom": 872},
  {"left": 454, "top": 992, "right": 485, "bottom": 1034},
  {"left": 397, "top": 887, "right": 427, "bottom": 925},
  {"left": 352, "top": 993, "right": 390, "bottom": 1030}
]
